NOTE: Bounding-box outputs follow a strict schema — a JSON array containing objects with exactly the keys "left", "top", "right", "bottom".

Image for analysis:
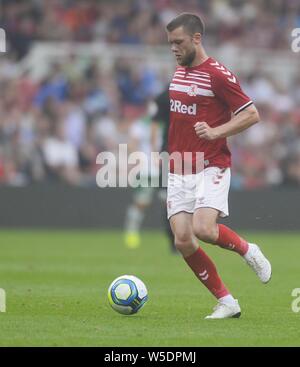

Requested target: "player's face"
[{"left": 167, "top": 26, "right": 198, "bottom": 67}]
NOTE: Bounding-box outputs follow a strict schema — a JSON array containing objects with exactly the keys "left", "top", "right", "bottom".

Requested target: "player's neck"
[{"left": 187, "top": 47, "right": 209, "bottom": 68}]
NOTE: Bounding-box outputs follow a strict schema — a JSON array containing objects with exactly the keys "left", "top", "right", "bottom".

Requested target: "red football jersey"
[{"left": 168, "top": 57, "right": 253, "bottom": 173}]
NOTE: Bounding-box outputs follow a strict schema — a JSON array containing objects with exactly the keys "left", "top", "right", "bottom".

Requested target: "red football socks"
[
  {"left": 184, "top": 247, "right": 230, "bottom": 299},
  {"left": 215, "top": 224, "right": 249, "bottom": 256}
]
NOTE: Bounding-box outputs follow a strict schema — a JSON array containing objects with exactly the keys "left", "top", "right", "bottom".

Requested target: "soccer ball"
[{"left": 107, "top": 275, "right": 148, "bottom": 315}]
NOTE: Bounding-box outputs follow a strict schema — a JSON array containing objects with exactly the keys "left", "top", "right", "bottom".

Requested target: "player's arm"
[
  {"left": 195, "top": 64, "right": 259, "bottom": 141},
  {"left": 194, "top": 104, "right": 260, "bottom": 140}
]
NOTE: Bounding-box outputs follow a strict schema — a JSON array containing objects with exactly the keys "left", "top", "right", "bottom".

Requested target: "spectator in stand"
[
  {"left": 280, "top": 146, "right": 300, "bottom": 187},
  {"left": 42, "top": 121, "right": 81, "bottom": 185},
  {"left": 1, "top": 0, "right": 299, "bottom": 59},
  {"left": 0, "top": 0, "right": 299, "bottom": 188}
]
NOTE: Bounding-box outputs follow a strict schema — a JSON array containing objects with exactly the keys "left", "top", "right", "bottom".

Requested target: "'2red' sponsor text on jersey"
[{"left": 168, "top": 57, "right": 253, "bottom": 173}]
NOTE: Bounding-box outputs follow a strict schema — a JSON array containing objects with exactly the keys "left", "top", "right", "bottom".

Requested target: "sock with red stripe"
[
  {"left": 184, "top": 246, "right": 230, "bottom": 299},
  {"left": 215, "top": 224, "right": 249, "bottom": 256}
]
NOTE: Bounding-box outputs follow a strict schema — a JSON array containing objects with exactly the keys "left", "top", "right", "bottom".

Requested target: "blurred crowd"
[
  {"left": 0, "top": 0, "right": 300, "bottom": 189},
  {"left": 1, "top": 0, "right": 300, "bottom": 59}
]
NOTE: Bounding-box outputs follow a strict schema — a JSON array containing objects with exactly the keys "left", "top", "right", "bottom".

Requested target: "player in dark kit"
[
  {"left": 124, "top": 89, "right": 176, "bottom": 253},
  {"left": 150, "top": 88, "right": 176, "bottom": 253},
  {"left": 166, "top": 13, "right": 272, "bottom": 318}
]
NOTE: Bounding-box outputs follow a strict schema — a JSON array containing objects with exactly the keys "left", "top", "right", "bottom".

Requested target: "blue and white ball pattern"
[{"left": 108, "top": 275, "right": 148, "bottom": 315}]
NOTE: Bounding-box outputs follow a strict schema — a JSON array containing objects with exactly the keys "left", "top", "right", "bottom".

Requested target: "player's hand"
[{"left": 194, "top": 122, "right": 219, "bottom": 140}]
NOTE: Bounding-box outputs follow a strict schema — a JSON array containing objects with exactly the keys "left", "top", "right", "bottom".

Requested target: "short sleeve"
[{"left": 212, "top": 66, "right": 253, "bottom": 115}]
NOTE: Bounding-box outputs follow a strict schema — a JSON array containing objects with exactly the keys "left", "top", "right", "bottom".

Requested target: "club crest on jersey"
[{"left": 187, "top": 84, "right": 198, "bottom": 96}]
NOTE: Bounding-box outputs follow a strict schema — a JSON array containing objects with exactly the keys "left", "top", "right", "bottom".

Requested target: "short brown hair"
[{"left": 166, "top": 13, "right": 205, "bottom": 36}]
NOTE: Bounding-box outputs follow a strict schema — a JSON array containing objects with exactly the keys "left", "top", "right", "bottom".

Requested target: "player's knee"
[
  {"left": 193, "top": 223, "right": 217, "bottom": 243},
  {"left": 174, "top": 232, "right": 193, "bottom": 252}
]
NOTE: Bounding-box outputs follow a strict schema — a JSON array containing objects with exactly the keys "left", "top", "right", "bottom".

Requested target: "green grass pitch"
[{"left": 0, "top": 229, "right": 299, "bottom": 346}]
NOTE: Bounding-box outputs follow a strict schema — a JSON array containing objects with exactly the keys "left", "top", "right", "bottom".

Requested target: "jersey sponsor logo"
[{"left": 170, "top": 99, "right": 196, "bottom": 115}]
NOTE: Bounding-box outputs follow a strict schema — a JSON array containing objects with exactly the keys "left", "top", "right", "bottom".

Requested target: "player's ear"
[{"left": 192, "top": 33, "right": 202, "bottom": 45}]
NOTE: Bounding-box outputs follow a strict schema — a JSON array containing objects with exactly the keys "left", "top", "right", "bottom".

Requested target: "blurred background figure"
[
  {"left": 280, "top": 145, "right": 300, "bottom": 187},
  {"left": 42, "top": 121, "right": 80, "bottom": 185},
  {"left": 123, "top": 108, "right": 161, "bottom": 249},
  {"left": 149, "top": 88, "right": 176, "bottom": 253},
  {"left": 124, "top": 88, "right": 176, "bottom": 252}
]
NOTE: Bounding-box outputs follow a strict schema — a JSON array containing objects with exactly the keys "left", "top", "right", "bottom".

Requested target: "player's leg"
[
  {"left": 169, "top": 212, "right": 241, "bottom": 318},
  {"left": 164, "top": 213, "right": 177, "bottom": 253},
  {"left": 211, "top": 219, "right": 272, "bottom": 283},
  {"left": 157, "top": 188, "right": 176, "bottom": 253},
  {"left": 124, "top": 184, "right": 154, "bottom": 248},
  {"left": 169, "top": 212, "right": 197, "bottom": 257},
  {"left": 124, "top": 201, "right": 146, "bottom": 248},
  {"left": 192, "top": 207, "right": 249, "bottom": 256},
  {"left": 193, "top": 167, "right": 249, "bottom": 254},
  {"left": 167, "top": 171, "right": 241, "bottom": 318},
  {"left": 193, "top": 167, "right": 271, "bottom": 283}
]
